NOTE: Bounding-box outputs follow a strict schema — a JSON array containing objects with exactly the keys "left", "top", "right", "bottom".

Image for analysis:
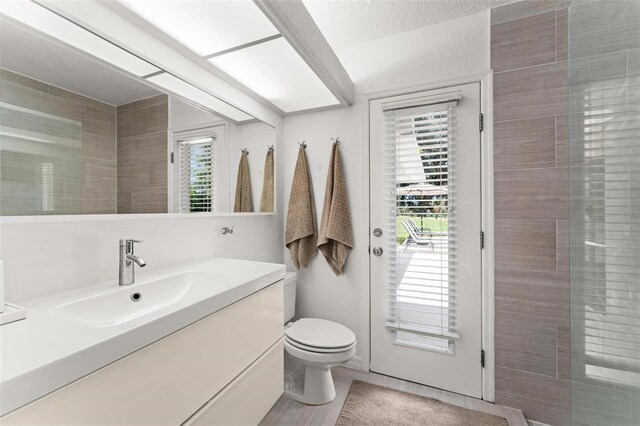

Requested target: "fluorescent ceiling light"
[
  {"left": 147, "top": 73, "right": 253, "bottom": 123},
  {"left": 120, "top": 0, "right": 279, "bottom": 57},
  {"left": 209, "top": 37, "right": 340, "bottom": 113},
  {"left": 0, "top": 0, "right": 159, "bottom": 77}
]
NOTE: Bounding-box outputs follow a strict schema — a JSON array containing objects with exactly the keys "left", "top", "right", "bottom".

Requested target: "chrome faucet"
[{"left": 119, "top": 239, "right": 146, "bottom": 286}]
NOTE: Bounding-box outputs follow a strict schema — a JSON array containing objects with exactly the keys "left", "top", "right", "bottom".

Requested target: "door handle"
[{"left": 372, "top": 247, "right": 383, "bottom": 256}]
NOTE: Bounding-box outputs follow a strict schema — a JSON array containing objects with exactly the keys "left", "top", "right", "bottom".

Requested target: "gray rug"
[{"left": 336, "top": 380, "right": 509, "bottom": 426}]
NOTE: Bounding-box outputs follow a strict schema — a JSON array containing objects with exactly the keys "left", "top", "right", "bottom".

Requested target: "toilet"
[{"left": 282, "top": 272, "right": 356, "bottom": 405}]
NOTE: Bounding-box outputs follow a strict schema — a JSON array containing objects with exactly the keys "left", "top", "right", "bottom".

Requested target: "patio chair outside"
[
  {"left": 407, "top": 218, "right": 432, "bottom": 239},
  {"left": 401, "top": 220, "right": 434, "bottom": 252}
]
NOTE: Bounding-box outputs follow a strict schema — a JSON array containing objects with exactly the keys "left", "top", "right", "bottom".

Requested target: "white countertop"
[{"left": 0, "top": 258, "right": 285, "bottom": 416}]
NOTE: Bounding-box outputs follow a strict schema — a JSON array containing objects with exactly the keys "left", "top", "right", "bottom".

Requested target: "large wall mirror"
[{"left": 0, "top": 12, "right": 276, "bottom": 216}]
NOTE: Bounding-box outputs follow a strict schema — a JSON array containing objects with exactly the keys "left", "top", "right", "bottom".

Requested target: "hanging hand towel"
[
  {"left": 234, "top": 150, "right": 253, "bottom": 212},
  {"left": 259, "top": 147, "right": 274, "bottom": 212},
  {"left": 285, "top": 146, "right": 317, "bottom": 269},
  {"left": 317, "top": 143, "right": 353, "bottom": 276}
]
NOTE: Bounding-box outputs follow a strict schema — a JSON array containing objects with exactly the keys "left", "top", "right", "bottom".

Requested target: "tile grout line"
[
  {"left": 493, "top": 60, "right": 567, "bottom": 76},
  {"left": 555, "top": 11, "right": 558, "bottom": 64}
]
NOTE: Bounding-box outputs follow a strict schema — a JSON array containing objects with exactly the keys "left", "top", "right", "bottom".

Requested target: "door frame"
[{"left": 362, "top": 70, "right": 495, "bottom": 401}]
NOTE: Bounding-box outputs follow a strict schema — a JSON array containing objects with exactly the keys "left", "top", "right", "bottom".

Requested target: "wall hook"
[
  {"left": 298, "top": 140, "right": 306, "bottom": 149},
  {"left": 332, "top": 137, "right": 341, "bottom": 145},
  {"left": 241, "top": 148, "right": 249, "bottom": 155}
]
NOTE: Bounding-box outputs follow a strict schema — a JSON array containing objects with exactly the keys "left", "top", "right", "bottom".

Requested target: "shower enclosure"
[{"left": 569, "top": 0, "right": 640, "bottom": 424}]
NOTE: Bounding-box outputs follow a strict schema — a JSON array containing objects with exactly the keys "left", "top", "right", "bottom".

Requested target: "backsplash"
[{"left": 0, "top": 214, "right": 283, "bottom": 303}]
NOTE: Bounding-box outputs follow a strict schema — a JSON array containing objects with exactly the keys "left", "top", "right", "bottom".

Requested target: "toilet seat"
[
  {"left": 285, "top": 318, "right": 356, "bottom": 349},
  {"left": 285, "top": 336, "right": 356, "bottom": 354},
  {"left": 284, "top": 339, "right": 357, "bottom": 365}
]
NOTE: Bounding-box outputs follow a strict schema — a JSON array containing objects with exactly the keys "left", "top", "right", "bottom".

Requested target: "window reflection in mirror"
[{"left": 0, "top": 16, "right": 275, "bottom": 216}]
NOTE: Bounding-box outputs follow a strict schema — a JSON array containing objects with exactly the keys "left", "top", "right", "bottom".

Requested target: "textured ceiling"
[
  {"left": 0, "top": 17, "right": 159, "bottom": 106},
  {"left": 303, "top": 0, "right": 516, "bottom": 49}
]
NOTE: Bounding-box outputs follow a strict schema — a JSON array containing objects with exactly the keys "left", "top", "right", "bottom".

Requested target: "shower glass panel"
[{"left": 569, "top": 0, "right": 640, "bottom": 424}]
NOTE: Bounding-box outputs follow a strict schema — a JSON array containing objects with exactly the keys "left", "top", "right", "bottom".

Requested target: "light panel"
[
  {"left": 209, "top": 38, "right": 340, "bottom": 113},
  {"left": 146, "top": 73, "right": 253, "bottom": 122},
  {"left": 0, "top": 0, "right": 160, "bottom": 77},
  {"left": 120, "top": 0, "right": 279, "bottom": 57}
]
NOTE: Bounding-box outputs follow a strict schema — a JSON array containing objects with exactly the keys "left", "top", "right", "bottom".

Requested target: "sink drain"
[{"left": 131, "top": 292, "right": 142, "bottom": 302}]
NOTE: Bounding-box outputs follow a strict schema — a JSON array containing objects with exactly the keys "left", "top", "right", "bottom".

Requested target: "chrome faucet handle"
[{"left": 123, "top": 239, "right": 143, "bottom": 253}]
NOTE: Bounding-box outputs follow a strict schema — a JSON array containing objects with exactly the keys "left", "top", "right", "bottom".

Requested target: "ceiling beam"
[{"left": 254, "top": 0, "right": 354, "bottom": 106}]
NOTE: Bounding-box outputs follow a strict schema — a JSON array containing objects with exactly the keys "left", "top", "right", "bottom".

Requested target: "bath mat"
[{"left": 336, "top": 380, "right": 509, "bottom": 426}]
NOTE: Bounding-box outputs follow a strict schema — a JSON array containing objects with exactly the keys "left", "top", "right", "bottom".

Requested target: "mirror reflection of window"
[
  {"left": 177, "top": 135, "right": 215, "bottom": 213},
  {"left": 39, "top": 162, "right": 54, "bottom": 212}
]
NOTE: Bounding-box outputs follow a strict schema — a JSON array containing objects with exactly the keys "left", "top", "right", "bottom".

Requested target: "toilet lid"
[{"left": 285, "top": 318, "right": 356, "bottom": 349}]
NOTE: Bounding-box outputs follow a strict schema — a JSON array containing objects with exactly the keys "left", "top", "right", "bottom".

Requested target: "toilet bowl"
[{"left": 283, "top": 273, "right": 356, "bottom": 405}]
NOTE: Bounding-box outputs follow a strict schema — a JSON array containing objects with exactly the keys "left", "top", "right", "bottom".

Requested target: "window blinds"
[
  {"left": 178, "top": 137, "right": 215, "bottom": 213},
  {"left": 382, "top": 99, "right": 459, "bottom": 344}
]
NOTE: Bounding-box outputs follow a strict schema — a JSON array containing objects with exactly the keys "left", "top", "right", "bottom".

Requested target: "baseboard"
[
  {"left": 527, "top": 420, "right": 551, "bottom": 426},
  {"left": 343, "top": 356, "right": 363, "bottom": 371}
]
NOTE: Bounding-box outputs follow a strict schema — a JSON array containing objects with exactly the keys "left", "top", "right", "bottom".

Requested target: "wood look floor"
[{"left": 260, "top": 367, "right": 527, "bottom": 426}]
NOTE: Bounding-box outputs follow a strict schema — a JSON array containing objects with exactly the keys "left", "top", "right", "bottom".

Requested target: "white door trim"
[{"left": 362, "top": 70, "right": 495, "bottom": 401}]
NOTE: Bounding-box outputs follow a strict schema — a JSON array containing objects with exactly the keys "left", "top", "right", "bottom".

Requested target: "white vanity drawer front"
[
  {"left": 3, "top": 282, "right": 283, "bottom": 426},
  {"left": 185, "top": 338, "right": 283, "bottom": 426}
]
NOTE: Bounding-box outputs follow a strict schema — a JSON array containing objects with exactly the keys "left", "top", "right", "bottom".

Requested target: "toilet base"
[{"left": 284, "top": 365, "right": 336, "bottom": 405}]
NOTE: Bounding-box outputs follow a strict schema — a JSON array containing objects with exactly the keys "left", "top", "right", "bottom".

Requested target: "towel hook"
[
  {"left": 332, "top": 137, "right": 341, "bottom": 145},
  {"left": 298, "top": 140, "right": 306, "bottom": 149},
  {"left": 267, "top": 145, "right": 274, "bottom": 152},
  {"left": 241, "top": 148, "right": 249, "bottom": 155}
]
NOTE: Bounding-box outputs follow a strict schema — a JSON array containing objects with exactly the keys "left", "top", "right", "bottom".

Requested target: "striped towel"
[
  {"left": 317, "top": 143, "right": 353, "bottom": 275},
  {"left": 234, "top": 150, "right": 253, "bottom": 212},
  {"left": 259, "top": 148, "right": 274, "bottom": 212},
  {"left": 285, "top": 147, "right": 317, "bottom": 268}
]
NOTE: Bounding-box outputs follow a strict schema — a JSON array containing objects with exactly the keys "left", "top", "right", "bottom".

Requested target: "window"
[
  {"left": 175, "top": 133, "right": 216, "bottom": 213},
  {"left": 383, "top": 96, "right": 460, "bottom": 353}
]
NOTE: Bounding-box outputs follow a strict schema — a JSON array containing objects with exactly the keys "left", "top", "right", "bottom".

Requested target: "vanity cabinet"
[{"left": 2, "top": 282, "right": 284, "bottom": 425}]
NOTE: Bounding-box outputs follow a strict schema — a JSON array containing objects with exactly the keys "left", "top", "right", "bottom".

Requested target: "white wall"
[
  {"left": 283, "top": 11, "right": 490, "bottom": 369},
  {"left": 1, "top": 115, "right": 284, "bottom": 303}
]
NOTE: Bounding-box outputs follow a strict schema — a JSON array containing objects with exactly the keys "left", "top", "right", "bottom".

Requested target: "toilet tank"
[{"left": 283, "top": 272, "right": 297, "bottom": 324}]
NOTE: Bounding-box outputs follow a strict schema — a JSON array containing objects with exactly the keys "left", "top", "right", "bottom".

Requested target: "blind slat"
[{"left": 178, "top": 139, "right": 215, "bottom": 213}]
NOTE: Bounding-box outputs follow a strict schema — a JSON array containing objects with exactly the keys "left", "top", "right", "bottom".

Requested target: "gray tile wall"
[
  {"left": 491, "top": 2, "right": 571, "bottom": 424},
  {"left": 116, "top": 95, "right": 168, "bottom": 214},
  {"left": 0, "top": 69, "right": 117, "bottom": 215}
]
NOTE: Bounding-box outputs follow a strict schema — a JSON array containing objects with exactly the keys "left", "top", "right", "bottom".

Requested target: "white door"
[{"left": 369, "top": 83, "right": 483, "bottom": 398}]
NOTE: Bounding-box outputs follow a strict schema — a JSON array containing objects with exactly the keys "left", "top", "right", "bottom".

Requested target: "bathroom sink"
[
  {"left": 2, "top": 258, "right": 285, "bottom": 417},
  {"left": 51, "top": 272, "right": 218, "bottom": 327}
]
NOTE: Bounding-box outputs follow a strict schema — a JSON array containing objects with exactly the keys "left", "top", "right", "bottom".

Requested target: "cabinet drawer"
[
  {"left": 185, "top": 338, "right": 283, "bottom": 426},
  {"left": 3, "top": 282, "right": 283, "bottom": 425}
]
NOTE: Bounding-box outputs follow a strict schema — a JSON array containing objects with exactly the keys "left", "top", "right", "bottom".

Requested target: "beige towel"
[
  {"left": 259, "top": 148, "right": 274, "bottom": 212},
  {"left": 285, "top": 147, "right": 317, "bottom": 269},
  {"left": 234, "top": 150, "right": 253, "bottom": 212},
  {"left": 317, "top": 143, "right": 353, "bottom": 276}
]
